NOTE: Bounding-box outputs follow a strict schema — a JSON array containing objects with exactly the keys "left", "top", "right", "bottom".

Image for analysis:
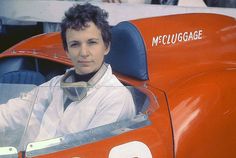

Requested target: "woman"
[{"left": 0, "top": 3, "right": 135, "bottom": 147}]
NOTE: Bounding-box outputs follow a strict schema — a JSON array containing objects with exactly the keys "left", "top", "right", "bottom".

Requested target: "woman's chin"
[{"left": 75, "top": 68, "right": 93, "bottom": 75}]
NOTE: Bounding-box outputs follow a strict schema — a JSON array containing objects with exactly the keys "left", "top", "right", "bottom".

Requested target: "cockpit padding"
[
  {"left": 0, "top": 56, "right": 69, "bottom": 85},
  {"left": 105, "top": 21, "right": 148, "bottom": 80},
  {"left": 0, "top": 57, "right": 35, "bottom": 76},
  {"left": 0, "top": 70, "right": 45, "bottom": 86},
  {"left": 128, "top": 87, "right": 150, "bottom": 114}
]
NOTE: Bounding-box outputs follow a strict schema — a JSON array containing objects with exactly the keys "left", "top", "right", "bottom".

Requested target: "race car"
[{"left": 0, "top": 13, "right": 235, "bottom": 158}]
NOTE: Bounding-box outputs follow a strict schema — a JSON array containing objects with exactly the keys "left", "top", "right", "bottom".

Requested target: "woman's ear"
[
  {"left": 104, "top": 44, "right": 110, "bottom": 55},
  {"left": 65, "top": 51, "right": 70, "bottom": 58}
]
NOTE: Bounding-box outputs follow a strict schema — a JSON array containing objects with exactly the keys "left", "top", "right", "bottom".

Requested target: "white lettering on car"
[{"left": 152, "top": 29, "right": 203, "bottom": 46}]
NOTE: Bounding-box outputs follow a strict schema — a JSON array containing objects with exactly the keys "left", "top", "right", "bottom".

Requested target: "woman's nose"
[{"left": 79, "top": 44, "right": 89, "bottom": 57}]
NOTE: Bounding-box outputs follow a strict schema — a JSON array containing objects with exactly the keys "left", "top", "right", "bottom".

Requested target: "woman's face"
[{"left": 66, "top": 22, "right": 110, "bottom": 75}]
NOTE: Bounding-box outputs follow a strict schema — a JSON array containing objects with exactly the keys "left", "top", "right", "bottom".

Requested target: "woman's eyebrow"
[
  {"left": 68, "top": 40, "right": 80, "bottom": 44},
  {"left": 88, "top": 38, "right": 99, "bottom": 41}
]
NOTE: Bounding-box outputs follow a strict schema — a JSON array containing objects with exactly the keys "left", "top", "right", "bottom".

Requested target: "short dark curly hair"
[{"left": 61, "top": 3, "right": 111, "bottom": 51}]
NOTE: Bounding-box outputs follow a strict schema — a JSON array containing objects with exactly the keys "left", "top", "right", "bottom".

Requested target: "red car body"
[{"left": 0, "top": 13, "right": 235, "bottom": 158}]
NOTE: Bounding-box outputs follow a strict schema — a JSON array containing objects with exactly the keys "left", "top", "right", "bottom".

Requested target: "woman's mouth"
[{"left": 78, "top": 60, "right": 92, "bottom": 66}]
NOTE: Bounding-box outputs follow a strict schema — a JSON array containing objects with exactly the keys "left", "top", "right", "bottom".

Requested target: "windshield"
[{"left": 0, "top": 84, "right": 158, "bottom": 156}]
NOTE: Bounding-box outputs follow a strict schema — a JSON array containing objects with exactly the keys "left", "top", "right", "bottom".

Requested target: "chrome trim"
[
  {"left": 26, "top": 137, "right": 63, "bottom": 153},
  {"left": 0, "top": 146, "right": 18, "bottom": 158}
]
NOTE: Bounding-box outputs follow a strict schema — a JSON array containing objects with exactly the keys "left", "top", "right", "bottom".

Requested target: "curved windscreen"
[{"left": 0, "top": 84, "right": 158, "bottom": 156}]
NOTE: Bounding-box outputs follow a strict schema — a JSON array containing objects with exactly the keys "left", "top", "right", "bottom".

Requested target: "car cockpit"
[{"left": 0, "top": 19, "right": 159, "bottom": 158}]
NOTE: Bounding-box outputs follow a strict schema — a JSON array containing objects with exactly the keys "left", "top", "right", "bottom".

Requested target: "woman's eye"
[
  {"left": 70, "top": 43, "right": 79, "bottom": 48},
  {"left": 88, "top": 41, "right": 97, "bottom": 45}
]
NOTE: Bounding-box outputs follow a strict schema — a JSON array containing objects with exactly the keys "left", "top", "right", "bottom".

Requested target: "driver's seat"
[{"left": 105, "top": 21, "right": 149, "bottom": 114}]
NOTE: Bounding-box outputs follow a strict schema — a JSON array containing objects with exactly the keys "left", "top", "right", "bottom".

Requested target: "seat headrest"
[{"left": 105, "top": 21, "right": 148, "bottom": 80}]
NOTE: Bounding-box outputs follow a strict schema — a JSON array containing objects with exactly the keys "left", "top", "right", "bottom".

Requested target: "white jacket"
[{"left": 0, "top": 65, "right": 136, "bottom": 145}]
